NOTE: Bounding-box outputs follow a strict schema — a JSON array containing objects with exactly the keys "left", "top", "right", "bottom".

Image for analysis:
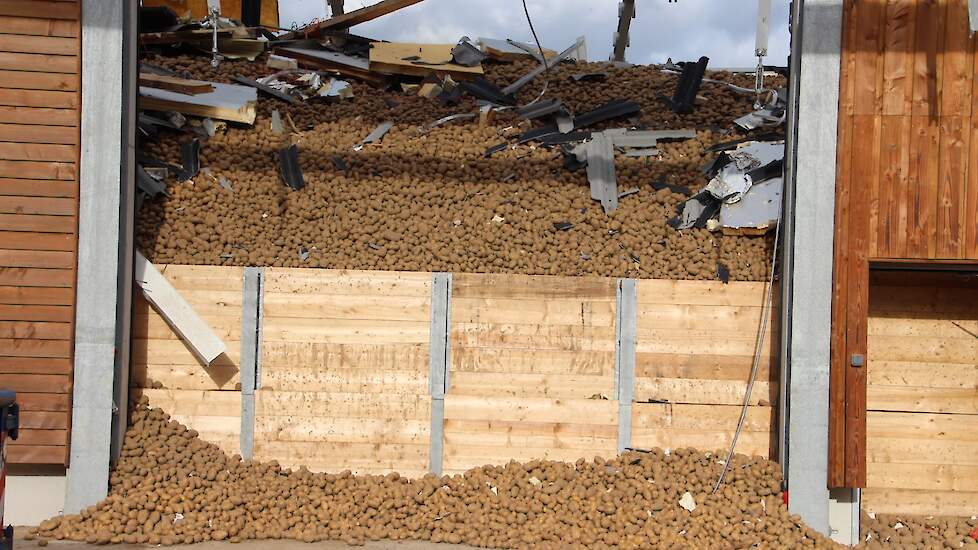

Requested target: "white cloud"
[{"left": 276, "top": 0, "right": 790, "bottom": 67}]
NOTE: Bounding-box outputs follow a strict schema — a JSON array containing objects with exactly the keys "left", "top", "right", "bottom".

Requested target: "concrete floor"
[{"left": 13, "top": 530, "right": 476, "bottom": 550}]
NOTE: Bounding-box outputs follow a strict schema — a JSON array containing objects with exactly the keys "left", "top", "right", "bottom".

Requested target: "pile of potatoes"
[
  {"left": 31, "top": 398, "right": 834, "bottom": 548},
  {"left": 858, "top": 511, "right": 978, "bottom": 549},
  {"left": 136, "top": 54, "right": 777, "bottom": 281}
]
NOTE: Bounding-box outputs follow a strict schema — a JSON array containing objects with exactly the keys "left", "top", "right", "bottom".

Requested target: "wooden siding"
[
  {"left": 0, "top": 1, "right": 80, "bottom": 465},
  {"left": 131, "top": 265, "right": 245, "bottom": 457},
  {"left": 255, "top": 268, "right": 432, "bottom": 478},
  {"left": 863, "top": 272, "right": 978, "bottom": 517},
  {"left": 141, "top": 0, "right": 279, "bottom": 28}
]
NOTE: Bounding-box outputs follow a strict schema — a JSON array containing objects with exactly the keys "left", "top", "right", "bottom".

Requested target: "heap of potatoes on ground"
[
  {"left": 29, "top": 400, "right": 978, "bottom": 549},
  {"left": 137, "top": 54, "right": 775, "bottom": 281}
]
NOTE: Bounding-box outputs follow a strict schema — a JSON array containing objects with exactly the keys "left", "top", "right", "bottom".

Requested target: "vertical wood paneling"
[
  {"left": 911, "top": 0, "right": 946, "bottom": 117},
  {"left": 878, "top": 116, "right": 911, "bottom": 258},
  {"left": 937, "top": 116, "right": 969, "bottom": 257},
  {"left": 939, "top": 0, "right": 974, "bottom": 117},
  {"left": 853, "top": 0, "right": 887, "bottom": 116},
  {"left": 968, "top": 123, "right": 978, "bottom": 258},
  {"left": 882, "top": 0, "right": 917, "bottom": 116},
  {"left": 907, "top": 116, "right": 941, "bottom": 256}
]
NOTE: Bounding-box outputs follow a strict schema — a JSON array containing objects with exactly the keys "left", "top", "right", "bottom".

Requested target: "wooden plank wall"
[
  {"left": 255, "top": 269, "right": 432, "bottom": 478},
  {"left": 444, "top": 273, "right": 619, "bottom": 475},
  {"left": 833, "top": 0, "right": 978, "bottom": 489},
  {"left": 131, "top": 265, "right": 244, "bottom": 457},
  {"left": 862, "top": 272, "right": 978, "bottom": 517},
  {"left": 0, "top": 1, "right": 81, "bottom": 465},
  {"left": 631, "top": 280, "right": 777, "bottom": 458},
  {"left": 142, "top": 0, "right": 280, "bottom": 27}
]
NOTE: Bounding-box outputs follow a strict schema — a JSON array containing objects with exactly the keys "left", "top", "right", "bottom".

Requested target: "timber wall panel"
[
  {"left": 863, "top": 278, "right": 978, "bottom": 517},
  {"left": 130, "top": 265, "right": 244, "bottom": 456},
  {"left": 0, "top": 2, "right": 80, "bottom": 465},
  {"left": 444, "top": 273, "right": 618, "bottom": 475},
  {"left": 255, "top": 268, "right": 432, "bottom": 478},
  {"left": 631, "top": 280, "right": 777, "bottom": 458}
]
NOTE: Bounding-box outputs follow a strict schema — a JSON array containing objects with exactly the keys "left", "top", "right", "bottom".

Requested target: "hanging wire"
[
  {"left": 519, "top": 0, "right": 550, "bottom": 108},
  {"left": 713, "top": 199, "right": 783, "bottom": 493}
]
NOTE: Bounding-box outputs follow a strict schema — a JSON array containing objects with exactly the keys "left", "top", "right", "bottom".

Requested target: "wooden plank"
[
  {"left": 881, "top": 0, "right": 917, "bottom": 116},
  {"left": 259, "top": 367, "right": 426, "bottom": 394},
  {"left": 0, "top": 141, "right": 75, "bottom": 162},
  {"left": 262, "top": 268, "right": 430, "bottom": 296},
  {"left": 256, "top": 391, "right": 430, "bottom": 420},
  {"left": 636, "top": 279, "right": 767, "bottom": 306},
  {"left": 18, "top": 409, "right": 67, "bottom": 429},
  {"left": 260, "top": 341, "right": 428, "bottom": 372},
  {"left": 0, "top": 70, "right": 77, "bottom": 92},
  {"left": 634, "top": 327, "right": 776, "bottom": 357},
  {"left": 138, "top": 73, "right": 214, "bottom": 95},
  {"left": 452, "top": 347, "right": 612, "bottom": 376},
  {"left": 0, "top": 124, "right": 77, "bottom": 145},
  {"left": 940, "top": 0, "right": 973, "bottom": 116},
  {"left": 0, "top": 303, "right": 72, "bottom": 321},
  {"left": 5, "top": 444, "right": 66, "bottom": 465},
  {"left": 867, "top": 462, "right": 978, "bottom": 492},
  {"left": 634, "top": 378, "right": 777, "bottom": 407},
  {"left": 444, "top": 395, "right": 618, "bottom": 425},
  {"left": 453, "top": 272, "right": 615, "bottom": 301},
  {"left": 0, "top": 212, "right": 74, "bottom": 232},
  {"left": 631, "top": 403, "right": 774, "bottom": 457},
  {"left": 264, "top": 318, "right": 429, "bottom": 345},
  {"left": 0, "top": 268, "right": 74, "bottom": 288},
  {"left": 452, "top": 322, "right": 615, "bottom": 352},
  {"left": 0, "top": 195, "right": 76, "bottom": 216},
  {"left": 0, "top": 249, "right": 72, "bottom": 268},
  {"left": 0, "top": 356, "right": 69, "bottom": 375},
  {"left": 0, "top": 161, "right": 74, "bottom": 181},
  {"left": 852, "top": 0, "right": 886, "bottom": 116},
  {"left": 0, "top": 178, "right": 75, "bottom": 197},
  {"left": 139, "top": 83, "right": 257, "bottom": 125},
  {"left": 838, "top": 0, "right": 857, "bottom": 117},
  {"left": 867, "top": 410, "right": 978, "bottom": 440},
  {"left": 0, "top": 231, "right": 74, "bottom": 251},
  {"left": 869, "top": 361, "right": 977, "bottom": 387},
  {"left": 448, "top": 371, "right": 613, "bottom": 400},
  {"left": 911, "top": 0, "right": 947, "bottom": 116},
  {"left": 263, "top": 293, "right": 429, "bottom": 322},
  {"left": 0, "top": 286, "right": 72, "bottom": 306},
  {"left": 867, "top": 385, "right": 976, "bottom": 414},
  {"left": 0, "top": 52, "right": 76, "bottom": 73},
  {"left": 0, "top": 1, "right": 79, "bottom": 20},
  {"left": 132, "top": 313, "right": 239, "bottom": 341},
  {"left": 862, "top": 488, "right": 978, "bottom": 516},
  {"left": 0, "top": 337, "right": 70, "bottom": 358},
  {"left": 0, "top": 320, "right": 70, "bottom": 339},
  {"left": 636, "top": 352, "right": 775, "bottom": 382},
  {"left": 869, "top": 437, "right": 978, "bottom": 466},
  {"left": 369, "top": 42, "right": 483, "bottom": 79},
  {"left": 969, "top": 124, "right": 978, "bottom": 260},
  {"left": 286, "top": 0, "right": 424, "bottom": 36},
  {"left": 254, "top": 440, "right": 429, "bottom": 475},
  {"left": 134, "top": 252, "right": 227, "bottom": 365},
  {"left": 130, "top": 361, "right": 239, "bottom": 391},
  {"left": 452, "top": 296, "right": 615, "bottom": 327},
  {"left": 845, "top": 114, "right": 879, "bottom": 488},
  {"left": 10, "top": 392, "right": 68, "bottom": 412},
  {"left": 130, "top": 339, "right": 239, "bottom": 366},
  {"left": 0, "top": 372, "right": 68, "bottom": 392},
  {"left": 876, "top": 115, "right": 911, "bottom": 258},
  {"left": 257, "top": 416, "right": 429, "bottom": 446},
  {"left": 0, "top": 16, "right": 76, "bottom": 37},
  {"left": 137, "top": 388, "right": 241, "bottom": 417},
  {"left": 0, "top": 106, "right": 76, "bottom": 126},
  {"left": 0, "top": 34, "right": 76, "bottom": 55},
  {"left": 906, "top": 116, "right": 941, "bottom": 257},
  {"left": 937, "top": 116, "right": 969, "bottom": 257}
]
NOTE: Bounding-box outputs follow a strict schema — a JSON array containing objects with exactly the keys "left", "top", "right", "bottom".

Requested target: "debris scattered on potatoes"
[
  {"left": 136, "top": 55, "right": 775, "bottom": 281},
  {"left": 33, "top": 398, "right": 834, "bottom": 548},
  {"left": 858, "top": 511, "right": 978, "bottom": 549}
]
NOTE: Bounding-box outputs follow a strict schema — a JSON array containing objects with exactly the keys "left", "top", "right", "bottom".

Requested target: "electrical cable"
[
  {"left": 712, "top": 195, "right": 783, "bottom": 493},
  {"left": 519, "top": 0, "right": 550, "bottom": 108}
]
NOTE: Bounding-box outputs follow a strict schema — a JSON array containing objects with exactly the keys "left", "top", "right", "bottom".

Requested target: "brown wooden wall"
[
  {"left": 142, "top": 0, "right": 280, "bottom": 27},
  {"left": 831, "top": 0, "right": 978, "bottom": 489},
  {"left": 0, "top": 1, "right": 81, "bottom": 465},
  {"left": 837, "top": 0, "right": 978, "bottom": 263}
]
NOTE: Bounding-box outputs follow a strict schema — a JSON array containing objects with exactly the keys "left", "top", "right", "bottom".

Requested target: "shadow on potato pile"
[
  {"left": 136, "top": 55, "right": 774, "bottom": 281},
  {"left": 31, "top": 398, "right": 832, "bottom": 549}
]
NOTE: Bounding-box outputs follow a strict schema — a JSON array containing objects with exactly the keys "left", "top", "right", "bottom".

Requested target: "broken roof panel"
[
  {"left": 369, "top": 42, "right": 485, "bottom": 79},
  {"left": 139, "top": 82, "right": 258, "bottom": 124}
]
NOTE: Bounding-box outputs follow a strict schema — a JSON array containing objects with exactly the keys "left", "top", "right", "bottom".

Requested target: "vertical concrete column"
[
  {"left": 67, "top": 0, "right": 136, "bottom": 513},
  {"left": 239, "top": 267, "right": 264, "bottom": 460},
  {"left": 615, "top": 279, "right": 637, "bottom": 454},
  {"left": 782, "top": 0, "right": 844, "bottom": 538},
  {"left": 428, "top": 273, "right": 452, "bottom": 475}
]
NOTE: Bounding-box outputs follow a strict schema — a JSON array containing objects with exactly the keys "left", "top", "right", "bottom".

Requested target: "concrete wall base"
[{"left": 6, "top": 465, "right": 66, "bottom": 527}]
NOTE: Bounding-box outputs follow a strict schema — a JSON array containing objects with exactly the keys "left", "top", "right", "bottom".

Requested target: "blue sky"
[{"left": 277, "top": 0, "right": 791, "bottom": 68}]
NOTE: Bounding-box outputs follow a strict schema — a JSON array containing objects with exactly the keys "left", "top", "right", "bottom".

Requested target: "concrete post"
[
  {"left": 66, "top": 0, "right": 136, "bottom": 513},
  {"left": 782, "top": 0, "right": 844, "bottom": 538}
]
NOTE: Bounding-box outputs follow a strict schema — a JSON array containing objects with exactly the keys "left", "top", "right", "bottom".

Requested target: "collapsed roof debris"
[{"left": 133, "top": 3, "right": 787, "bottom": 284}]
